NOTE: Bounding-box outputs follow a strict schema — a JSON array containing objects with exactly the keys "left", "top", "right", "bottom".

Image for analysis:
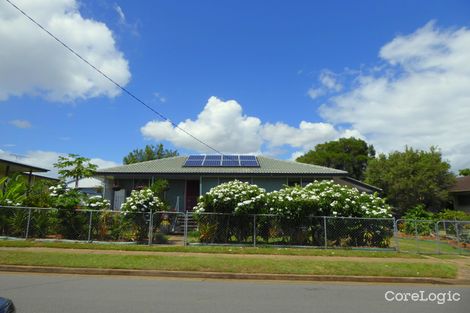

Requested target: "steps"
[{"left": 172, "top": 214, "right": 198, "bottom": 234}]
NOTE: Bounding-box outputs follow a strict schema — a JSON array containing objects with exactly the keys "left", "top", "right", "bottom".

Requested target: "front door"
[
  {"left": 185, "top": 180, "right": 200, "bottom": 211},
  {"left": 113, "top": 189, "right": 126, "bottom": 210}
]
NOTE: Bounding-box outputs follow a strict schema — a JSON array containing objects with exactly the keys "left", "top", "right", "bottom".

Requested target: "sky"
[{"left": 1, "top": 0, "right": 470, "bottom": 176}]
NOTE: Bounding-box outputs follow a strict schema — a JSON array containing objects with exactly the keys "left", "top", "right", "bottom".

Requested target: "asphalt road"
[{"left": 0, "top": 272, "right": 469, "bottom": 313}]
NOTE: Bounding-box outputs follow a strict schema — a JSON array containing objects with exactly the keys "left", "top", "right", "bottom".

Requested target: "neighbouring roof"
[
  {"left": 67, "top": 177, "right": 104, "bottom": 189},
  {"left": 450, "top": 176, "right": 470, "bottom": 193},
  {"left": 95, "top": 155, "right": 347, "bottom": 176},
  {"left": 339, "top": 176, "right": 382, "bottom": 193},
  {"left": 0, "top": 157, "right": 49, "bottom": 173},
  {"left": 24, "top": 173, "right": 60, "bottom": 182}
]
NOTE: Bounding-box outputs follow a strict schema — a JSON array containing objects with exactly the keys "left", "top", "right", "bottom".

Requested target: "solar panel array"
[{"left": 183, "top": 155, "right": 260, "bottom": 167}]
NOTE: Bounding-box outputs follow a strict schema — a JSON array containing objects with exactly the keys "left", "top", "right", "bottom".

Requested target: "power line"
[{"left": 4, "top": 0, "right": 223, "bottom": 155}]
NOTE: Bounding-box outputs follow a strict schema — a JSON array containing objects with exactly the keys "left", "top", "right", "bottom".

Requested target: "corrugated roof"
[
  {"left": 450, "top": 176, "right": 470, "bottom": 192},
  {"left": 0, "top": 157, "right": 49, "bottom": 172},
  {"left": 96, "top": 156, "right": 347, "bottom": 176}
]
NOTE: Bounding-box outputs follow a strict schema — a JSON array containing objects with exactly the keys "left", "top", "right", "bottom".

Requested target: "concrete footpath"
[{"left": 1, "top": 264, "right": 468, "bottom": 285}]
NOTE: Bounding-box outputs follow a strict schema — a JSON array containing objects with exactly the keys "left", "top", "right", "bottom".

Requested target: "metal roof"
[
  {"left": 96, "top": 156, "right": 347, "bottom": 176},
  {"left": 0, "top": 157, "right": 49, "bottom": 173},
  {"left": 450, "top": 176, "right": 470, "bottom": 193}
]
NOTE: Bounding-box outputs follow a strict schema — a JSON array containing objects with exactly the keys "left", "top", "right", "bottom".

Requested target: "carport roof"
[{"left": 0, "top": 157, "right": 49, "bottom": 174}]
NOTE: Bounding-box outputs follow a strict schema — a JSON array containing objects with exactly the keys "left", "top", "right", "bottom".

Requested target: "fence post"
[
  {"left": 414, "top": 220, "right": 419, "bottom": 254},
  {"left": 183, "top": 211, "right": 188, "bottom": 246},
  {"left": 455, "top": 221, "right": 461, "bottom": 255},
  {"left": 435, "top": 222, "right": 440, "bottom": 255},
  {"left": 148, "top": 210, "right": 153, "bottom": 246},
  {"left": 87, "top": 211, "right": 93, "bottom": 242},
  {"left": 25, "top": 208, "right": 32, "bottom": 239},
  {"left": 253, "top": 214, "right": 257, "bottom": 247},
  {"left": 393, "top": 218, "right": 399, "bottom": 252},
  {"left": 323, "top": 216, "right": 328, "bottom": 249}
]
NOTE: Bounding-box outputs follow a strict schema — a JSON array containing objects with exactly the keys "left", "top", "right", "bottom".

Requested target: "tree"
[
  {"left": 54, "top": 154, "right": 98, "bottom": 188},
  {"left": 365, "top": 147, "right": 456, "bottom": 215},
  {"left": 459, "top": 168, "right": 470, "bottom": 176},
  {"left": 123, "top": 144, "right": 179, "bottom": 165},
  {"left": 296, "top": 137, "right": 375, "bottom": 180}
]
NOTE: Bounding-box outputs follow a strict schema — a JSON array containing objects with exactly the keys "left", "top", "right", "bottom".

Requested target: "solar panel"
[
  {"left": 221, "top": 160, "right": 240, "bottom": 167},
  {"left": 187, "top": 155, "right": 204, "bottom": 160},
  {"left": 205, "top": 155, "right": 222, "bottom": 161},
  {"left": 184, "top": 160, "right": 203, "bottom": 166},
  {"left": 202, "top": 160, "right": 221, "bottom": 166},
  {"left": 183, "top": 155, "right": 259, "bottom": 167},
  {"left": 223, "top": 155, "right": 238, "bottom": 161},
  {"left": 240, "top": 160, "right": 259, "bottom": 167}
]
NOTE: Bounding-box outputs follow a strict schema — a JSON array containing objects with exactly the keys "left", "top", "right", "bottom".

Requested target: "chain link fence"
[
  {"left": 0, "top": 206, "right": 186, "bottom": 245},
  {"left": 1, "top": 205, "right": 469, "bottom": 254},
  {"left": 395, "top": 219, "right": 470, "bottom": 255},
  {"left": 189, "top": 213, "right": 395, "bottom": 249}
]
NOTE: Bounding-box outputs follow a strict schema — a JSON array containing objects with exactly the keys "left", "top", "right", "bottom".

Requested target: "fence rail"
[{"left": 0, "top": 206, "right": 469, "bottom": 254}]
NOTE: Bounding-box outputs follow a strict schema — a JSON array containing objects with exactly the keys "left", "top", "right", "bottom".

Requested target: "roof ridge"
[{"left": 100, "top": 155, "right": 186, "bottom": 170}]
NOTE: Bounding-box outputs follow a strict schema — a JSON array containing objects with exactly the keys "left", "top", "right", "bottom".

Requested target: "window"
[{"left": 457, "top": 195, "right": 470, "bottom": 206}]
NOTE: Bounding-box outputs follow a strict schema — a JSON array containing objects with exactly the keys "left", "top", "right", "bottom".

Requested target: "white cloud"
[
  {"left": 153, "top": 92, "right": 166, "bottom": 103},
  {"left": 307, "top": 88, "right": 324, "bottom": 100},
  {"left": 141, "top": 21, "right": 468, "bottom": 170},
  {"left": 0, "top": 149, "right": 119, "bottom": 178},
  {"left": 307, "top": 70, "right": 342, "bottom": 100},
  {"left": 142, "top": 97, "right": 264, "bottom": 154},
  {"left": 319, "top": 70, "right": 342, "bottom": 91},
  {"left": 114, "top": 4, "right": 126, "bottom": 24},
  {"left": 320, "top": 22, "right": 470, "bottom": 170},
  {"left": 141, "top": 96, "right": 357, "bottom": 155},
  {"left": 9, "top": 119, "right": 31, "bottom": 128},
  {"left": 0, "top": 0, "right": 131, "bottom": 102},
  {"left": 113, "top": 3, "right": 139, "bottom": 36},
  {"left": 261, "top": 121, "right": 338, "bottom": 149}
]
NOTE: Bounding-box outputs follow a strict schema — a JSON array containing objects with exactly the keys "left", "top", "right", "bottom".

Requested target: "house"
[
  {"left": 66, "top": 177, "right": 104, "bottom": 196},
  {"left": 95, "top": 155, "right": 381, "bottom": 211},
  {"left": 449, "top": 176, "right": 470, "bottom": 212},
  {"left": 0, "top": 157, "right": 52, "bottom": 186}
]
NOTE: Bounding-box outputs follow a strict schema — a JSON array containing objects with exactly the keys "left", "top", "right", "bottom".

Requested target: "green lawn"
[
  {"left": 395, "top": 237, "right": 469, "bottom": 255},
  {"left": 0, "top": 250, "right": 457, "bottom": 278},
  {"left": 0, "top": 239, "right": 423, "bottom": 258}
]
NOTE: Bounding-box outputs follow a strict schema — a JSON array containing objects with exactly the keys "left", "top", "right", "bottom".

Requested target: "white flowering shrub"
[
  {"left": 194, "top": 179, "right": 392, "bottom": 247},
  {"left": 194, "top": 180, "right": 266, "bottom": 214},
  {"left": 0, "top": 176, "right": 26, "bottom": 207},
  {"left": 48, "top": 184, "right": 87, "bottom": 239},
  {"left": 261, "top": 180, "right": 392, "bottom": 246},
  {"left": 263, "top": 185, "right": 318, "bottom": 221},
  {"left": 120, "top": 188, "right": 167, "bottom": 242},
  {"left": 48, "top": 184, "right": 71, "bottom": 198},
  {"left": 303, "top": 180, "right": 391, "bottom": 218},
  {"left": 85, "top": 195, "right": 111, "bottom": 210},
  {"left": 121, "top": 189, "right": 166, "bottom": 213},
  {"left": 1, "top": 199, "right": 23, "bottom": 206}
]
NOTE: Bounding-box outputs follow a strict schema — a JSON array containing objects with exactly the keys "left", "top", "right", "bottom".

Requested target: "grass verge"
[
  {"left": 396, "top": 238, "right": 469, "bottom": 255},
  {"left": 0, "top": 250, "right": 456, "bottom": 278},
  {"left": 0, "top": 240, "right": 423, "bottom": 258}
]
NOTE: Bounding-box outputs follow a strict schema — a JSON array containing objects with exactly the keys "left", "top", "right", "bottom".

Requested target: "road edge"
[{"left": 1, "top": 264, "right": 468, "bottom": 285}]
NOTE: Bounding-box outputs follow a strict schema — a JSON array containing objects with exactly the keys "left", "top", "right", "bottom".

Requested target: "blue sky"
[{"left": 1, "top": 0, "right": 470, "bottom": 173}]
